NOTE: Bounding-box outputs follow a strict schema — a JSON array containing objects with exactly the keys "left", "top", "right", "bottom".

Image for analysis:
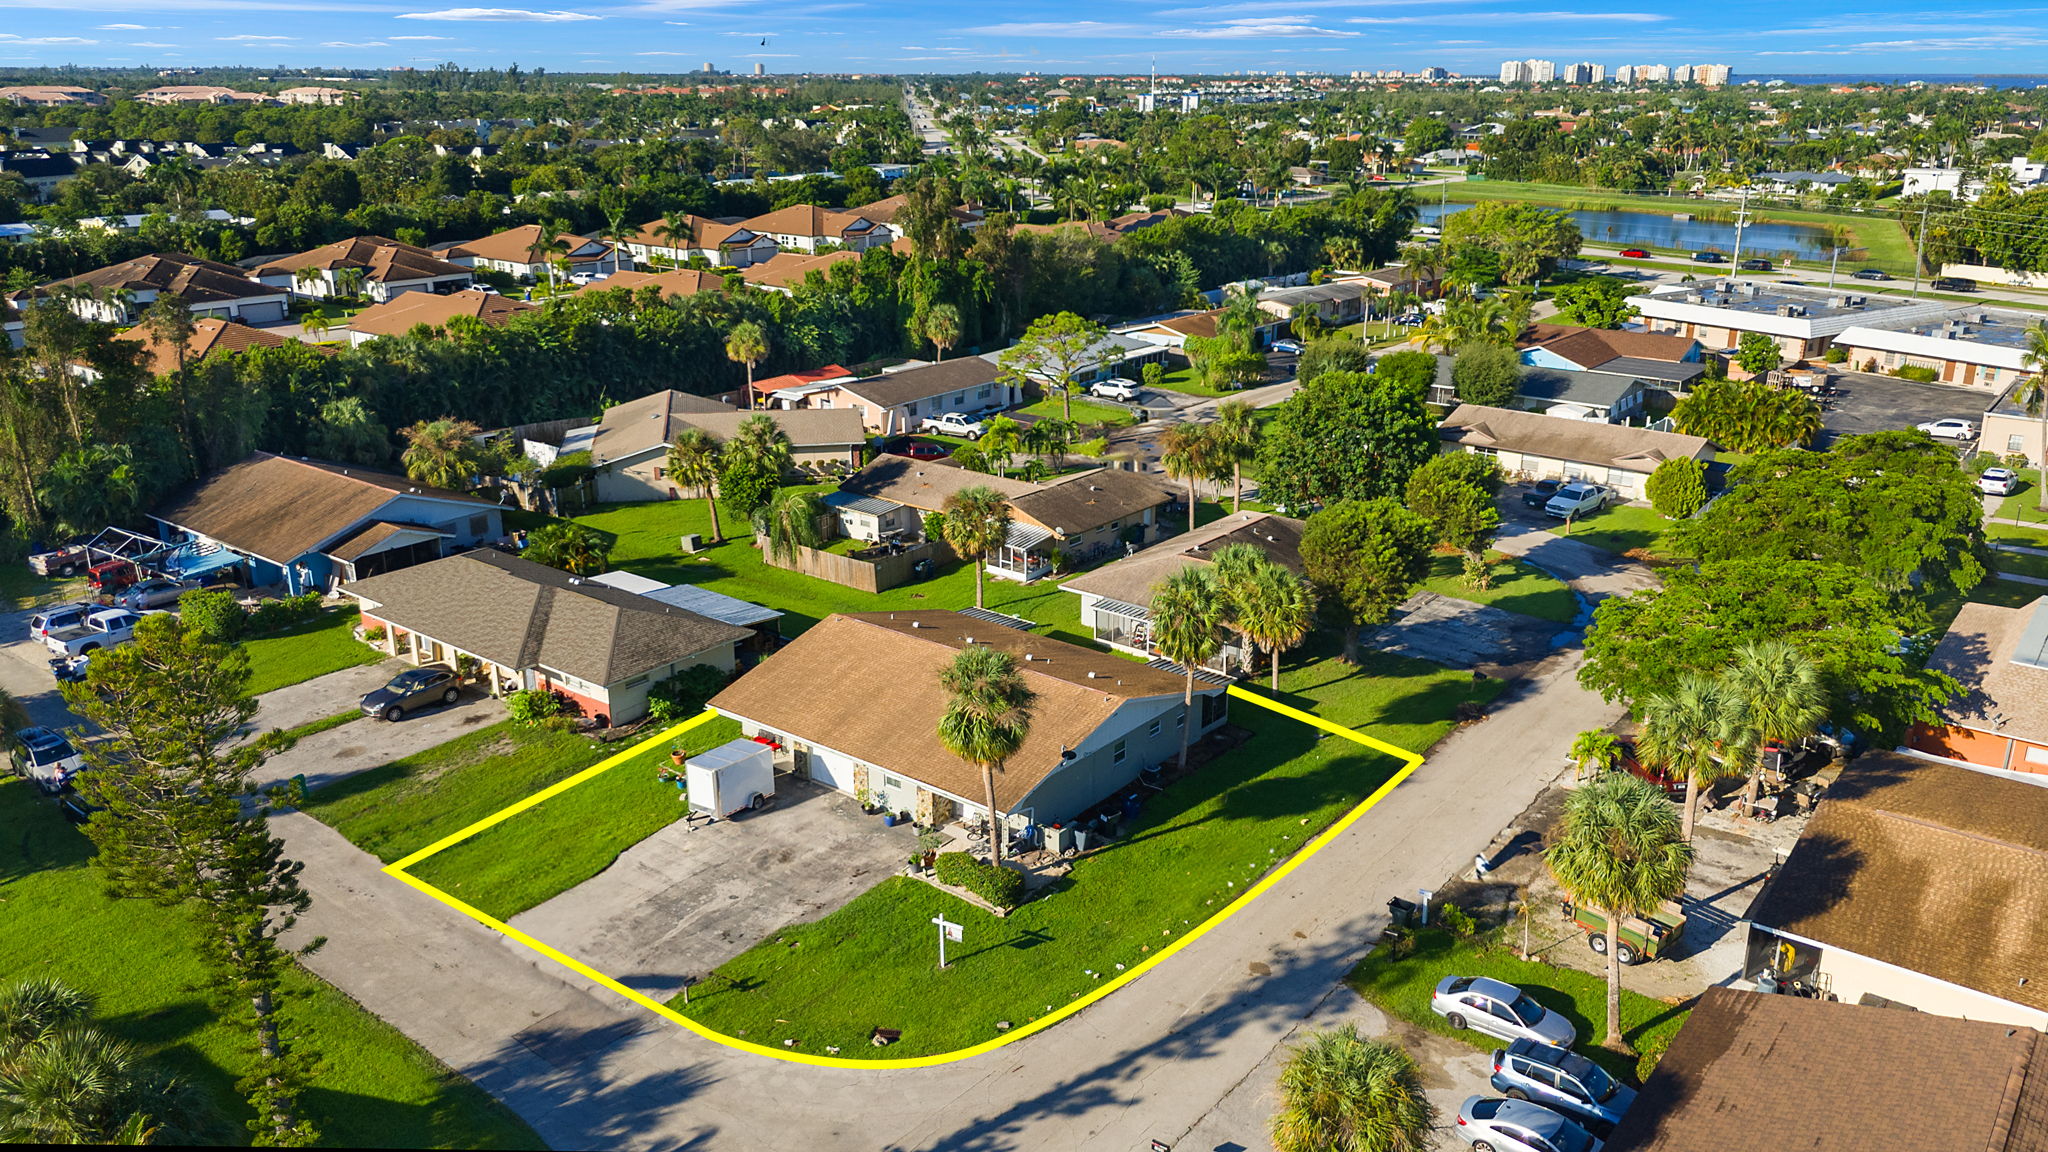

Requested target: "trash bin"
[{"left": 1386, "top": 896, "right": 1419, "bottom": 928}]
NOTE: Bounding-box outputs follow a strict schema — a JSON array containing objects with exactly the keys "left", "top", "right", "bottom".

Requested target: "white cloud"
[
  {"left": 131, "top": 41, "right": 179, "bottom": 47},
  {"left": 389, "top": 34, "right": 451, "bottom": 40},
  {"left": 1160, "top": 16, "right": 1357, "bottom": 37},
  {"left": 397, "top": 7, "right": 601, "bottom": 21},
  {"left": 634, "top": 50, "right": 695, "bottom": 54},
  {"left": 0, "top": 34, "right": 99, "bottom": 44},
  {"left": 963, "top": 20, "right": 1144, "bottom": 36},
  {"left": 218, "top": 34, "right": 295, "bottom": 41},
  {"left": 664, "top": 20, "right": 690, "bottom": 25},
  {"left": 97, "top": 22, "right": 149, "bottom": 29},
  {"left": 741, "top": 52, "right": 796, "bottom": 57},
  {"left": 323, "top": 40, "right": 391, "bottom": 47}
]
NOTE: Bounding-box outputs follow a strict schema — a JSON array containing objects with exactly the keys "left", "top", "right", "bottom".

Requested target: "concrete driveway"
[
  {"left": 508, "top": 775, "right": 915, "bottom": 1001},
  {"left": 250, "top": 663, "right": 504, "bottom": 793},
  {"left": 1362, "top": 591, "right": 1562, "bottom": 673},
  {"left": 0, "top": 611, "right": 85, "bottom": 732},
  {"left": 1814, "top": 370, "right": 1989, "bottom": 448}
]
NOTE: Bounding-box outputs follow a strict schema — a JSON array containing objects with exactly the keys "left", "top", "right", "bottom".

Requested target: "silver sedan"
[
  {"left": 1455, "top": 1096, "right": 1603, "bottom": 1152},
  {"left": 1431, "top": 976, "right": 1577, "bottom": 1048}
]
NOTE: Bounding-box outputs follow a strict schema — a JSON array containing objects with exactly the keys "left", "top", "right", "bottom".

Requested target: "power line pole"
[
  {"left": 1910, "top": 197, "right": 1933, "bottom": 298},
  {"left": 1728, "top": 185, "right": 1752, "bottom": 270}
]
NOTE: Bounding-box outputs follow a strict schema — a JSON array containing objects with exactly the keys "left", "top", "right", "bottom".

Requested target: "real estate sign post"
[{"left": 932, "top": 916, "right": 963, "bottom": 969}]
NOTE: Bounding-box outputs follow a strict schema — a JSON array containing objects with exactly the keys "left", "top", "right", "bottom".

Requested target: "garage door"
[{"left": 806, "top": 747, "right": 857, "bottom": 793}]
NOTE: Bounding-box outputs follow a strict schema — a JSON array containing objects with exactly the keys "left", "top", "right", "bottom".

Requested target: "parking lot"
[{"left": 1811, "top": 369, "right": 1990, "bottom": 449}]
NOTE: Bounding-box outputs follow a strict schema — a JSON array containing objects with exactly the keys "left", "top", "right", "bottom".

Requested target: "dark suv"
[
  {"left": 1738, "top": 258, "right": 1772, "bottom": 271},
  {"left": 360, "top": 665, "right": 461, "bottom": 721},
  {"left": 1932, "top": 276, "right": 1978, "bottom": 293},
  {"left": 1521, "top": 479, "right": 1562, "bottom": 509}
]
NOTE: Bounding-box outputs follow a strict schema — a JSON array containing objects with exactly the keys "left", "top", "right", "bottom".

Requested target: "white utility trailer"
[{"left": 686, "top": 738, "right": 778, "bottom": 819}]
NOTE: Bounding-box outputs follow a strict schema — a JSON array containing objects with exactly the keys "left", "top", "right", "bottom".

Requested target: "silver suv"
[{"left": 1490, "top": 1039, "right": 1636, "bottom": 1131}]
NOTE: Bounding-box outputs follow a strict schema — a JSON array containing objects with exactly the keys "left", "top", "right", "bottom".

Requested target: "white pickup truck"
[
  {"left": 919, "top": 412, "right": 986, "bottom": 440},
  {"left": 1543, "top": 482, "right": 1613, "bottom": 520},
  {"left": 43, "top": 608, "right": 147, "bottom": 657}
]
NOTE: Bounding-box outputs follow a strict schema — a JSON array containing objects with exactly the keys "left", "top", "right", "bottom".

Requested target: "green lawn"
[
  {"left": 1144, "top": 364, "right": 1237, "bottom": 399},
  {"left": 0, "top": 564, "right": 85, "bottom": 612},
  {"left": 1995, "top": 470, "right": 2048, "bottom": 526},
  {"left": 574, "top": 498, "right": 1089, "bottom": 643},
  {"left": 243, "top": 609, "right": 386, "bottom": 697},
  {"left": 671, "top": 652, "right": 1500, "bottom": 1058},
  {"left": 1348, "top": 926, "right": 1689, "bottom": 1085},
  {"left": 302, "top": 718, "right": 742, "bottom": 921},
  {"left": 1018, "top": 396, "right": 1139, "bottom": 427},
  {"left": 0, "top": 778, "right": 542, "bottom": 1149},
  {"left": 1420, "top": 551, "right": 1579, "bottom": 624},
  {"left": 1546, "top": 503, "right": 1685, "bottom": 561},
  {"left": 276, "top": 711, "right": 364, "bottom": 743}
]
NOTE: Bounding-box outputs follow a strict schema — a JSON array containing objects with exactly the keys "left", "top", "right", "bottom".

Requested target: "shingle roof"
[
  {"left": 738, "top": 203, "right": 876, "bottom": 240},
  {"left": 709, "top": 611, "right": 1191, "bottom": 808},
  {"left": 739, "top": 249, "right": 861, "bottom": 289},
  {"left": 1010, "top": 469, "right": 1170, "bottom": 536},
  {"left": 1605, "top": 987, "right": 2048, "bottom": 1152},
  {"left": 1922, "top": 598, "right": 2048, "bottom": 746},
  {"left": 1439, "top": 404, "right": 1714, "bottom": 472},
  {"left": 449, "top": 224, "right": 613, "bottom": 266},
  {"left": 837, "top": 357, "right": 1004, "bottom": 408},
  {"left": 667, "top": 407, "right": 867, "bottom": 452},
  {"left": 1747, "top": 751, "right": 2048, "bottom": 1015},
  {"left": 1513, "top": 367, "right": 1649, "bottom": 410},
  {"left": 342, "top": 551, "right": 749, "bottom": 686},
  {"left": 324, "top": 520, "right": 448, "bottom": 562},
  {"left": 346, "top": 288, "right": 535, "bottom": 338},
  {"left": 153, "top": 452, "right": 489, "bottom": 565},
  {"left": 625, "top": 214, "right": 756, "bottom": 252},
  {"left": 29, "top": 252, "right": 278, "bottom": 306},
  {"left": 1520, "top": 323, "right": 1699, "bottom": 369},
  {"left": 1063, "top": 511, "right": 1305, "bottom": 606},
  {"left": 838, "top": 455, "right": 1037, "bottom": 513},
  {"left": 253, "top": 236, "right": 471, "bottom": 284},
  {"left": 580, "top": 389, "right": 855, "bottom": 464},
  {"left": 113, "top": 316, "right": 288, "bottom": 375},
  {"left": 573, "top": 268, "right": 726, "bottom": 300}
]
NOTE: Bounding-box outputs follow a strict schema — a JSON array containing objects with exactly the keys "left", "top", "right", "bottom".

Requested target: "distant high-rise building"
[
  {"left": 1672, "top": 64, "right": 1694, "bottom": 83},
  {"left": 753, "top": 62, "right": 765, "bottom": 76},
  {"left": 701, "top": 61, "right": 714, "bottom": 73},
  {"left": 1613, "top": 64, "right": 1636, "bottom": 84},
  {"left": 1640, "top": 64, "right": 1671, "bottom": 82},
  {"left": 1590, "top": 63, "right": 1606, "bottom": 83},
  {"left": 1696, "top": 64, "right": 1733, "bottom": 87},
  {"left": 1421, "top": 66, "right": 1449, "bottom": 81},
  {"left": 1525, "top": 58, "right": 1556, "bottom": 82},
  {"left": 1499, "top": 60, "right": 1528, "bottom": 83},
  {"left": 1563, "top": 61, "right": 1604, "bottom": 84}
]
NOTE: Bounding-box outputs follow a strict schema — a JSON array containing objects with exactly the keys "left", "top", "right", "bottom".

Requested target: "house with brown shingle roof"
[
  {"left": 1062, "top": 511, "right": 1305, "bottom": 664},
  {"left": 1518, "top": 322, "right": 1706, "bottom": 391},
  {"left": 848, "top": 195, "right": 983, "bottom": 243},
  {"left": 149, "top": 451, "right": 503, "bottom": 594},
  {"left": 446, "top": 224, "right": 626, "bottom": 284},
  {"left": 0, "top": 85, "right": 103, "bottom": 107},
  {"left": 14, "top": 252, "right": 291, "bottom": 327},
  {"left": 552, "top": 388, "right": 866, "bottom": 502},
  {"left": 342, "top": 550, "right": 748, "bottom": 726},
  {"left": 738, "top": 248, "right": 862, "bottom": 293},
  {"left": 251, "top": 236, "right": 473, "bottom": 303},
  {"left": 1742, "top": 751, "right": 2048, "bottom": 1030},
  {"left": 1437, "top": 404, "right": 1715, "bottom": 500},
  {"left": 1606, "top": 987, "right": 2048, "bottom": 1152},
  {"left": 736, "top": 203, "right": 884, "bottom": 254},
  {"left": 709, "top": 610, "right": 1228, "bottom": 829},
  {"left": 621, "top": 214, "right": 777, "bottom": 269},
  {"left": 1910, "top": 596, "right": 2048, "bottom": 774},
  {"left": 345, "top": 287, "right": 536, "bottom": 345},
  {"left": 571, "top": 268, "right": 728, "bottom": 302},
  {"left": 113, "top": 316, "right": 292, "bottom": 375}
]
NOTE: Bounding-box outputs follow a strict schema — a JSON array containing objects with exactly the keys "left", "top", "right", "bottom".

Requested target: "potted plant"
[
  {"left": 855, "top": 787, "right": 874, "bottom": 814},
  {"left": 917, "top": 828, "right": 945, "bottom": 871},
  {"left": 669, "top": 743, "right": 686, "bottom": 767}
]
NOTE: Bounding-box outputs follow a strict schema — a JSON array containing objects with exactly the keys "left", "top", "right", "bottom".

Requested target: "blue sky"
[{"left": 0, "top": 1, "right": 2045, "bottom": 76}]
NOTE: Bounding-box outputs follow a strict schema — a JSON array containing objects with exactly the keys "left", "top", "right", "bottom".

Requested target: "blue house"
[
  {"left": 1518, "top": 323, "right": 1706, "bottom": 392},
  {"left": 150, "top": 452, "right": 504, "bottom": 594}
]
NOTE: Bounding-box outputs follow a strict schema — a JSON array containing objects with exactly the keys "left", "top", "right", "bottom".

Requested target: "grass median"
[
  {"left": 243, "top": 609, "right": 385, "bottom": 697},
  {"left": 0, "top": 778, "right": 542, "bottom": 1149}
]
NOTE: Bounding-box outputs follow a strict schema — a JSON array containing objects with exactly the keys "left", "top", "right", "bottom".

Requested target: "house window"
[
  {"left": 882, "top": 774, "right": 904, "bottom": 789},
  {"left": 469, "top": 514, "right": 488, "bottom": 535},
  {"left": 1148, "top": 719, "right": 1161, "bottom": 738},
  {"left": 1112, "top": 740, "right": 1127, "bottom": 764},
  {"left": 904, "top": 400, "right": 919, "bottom": 417},
  {"left": 977, "top": 385, "right": 992, "bottom": 400},
  {"left": 2011, "top": 435, "right": 2027, "bottom": 453}
]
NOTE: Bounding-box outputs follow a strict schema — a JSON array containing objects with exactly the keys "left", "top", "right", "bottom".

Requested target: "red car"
[
  {"left": 1617, "top": 739, "right": 1687, "bottom": 801},
  {"left": 889, "top": 440, "right": 950, "bottom": 462},
  {"left": 1617, "top": 248, "right": 1651, "bottom": 259}
]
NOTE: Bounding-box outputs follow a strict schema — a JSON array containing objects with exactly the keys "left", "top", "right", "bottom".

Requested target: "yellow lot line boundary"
[{"left": 382, "top": 684, "right": 1424, "bottom": 1069}]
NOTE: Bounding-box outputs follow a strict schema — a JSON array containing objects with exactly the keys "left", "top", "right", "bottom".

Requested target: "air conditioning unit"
[{"left": 679, "top": 533, "right": 704, "bottom": 553}]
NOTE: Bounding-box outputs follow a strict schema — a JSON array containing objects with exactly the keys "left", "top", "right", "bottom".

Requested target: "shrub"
[
  {"left": 2006, "top": 452, "right": 2032, "bottom": 471},
  {"left": 932, "top": 851, "right": 1028, "bottom": 911},
  {"left": 1438, "top": 902, "right": 1478, "bottom": 938},
  {"left": 506, "top": 688, "right": 566, "bottom": 725},
  {"left": 1965, "top": 452, "right": 2001, "bottom": 476},
  {"left": 645, "top": 663, "right": 729, "bottom": 723},
  {"left": 1823, "top": 345, "right": 1848, "bottom": 364},
  {"left": 177, "top": 588, "right": 246, "bottom": 641},
  {"left": 1451, "top": 341, "right": 1522, "bottom": 408},
  {"left": 248, "top": 591, "right": 325, "bottom": 635},
  {"left": 362, "top": 624, "right": 388, "bottom": 643},
  {"left": 1890, "top": 364, "right": 1938, "bottom": 383},
  {"left": 1645, "top": 456, "right": 1708, "bottom": 519}
]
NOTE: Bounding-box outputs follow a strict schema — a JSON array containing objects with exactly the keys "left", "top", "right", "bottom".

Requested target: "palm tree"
[
  {"left": 920, "top": 302, "right": 962, "bottom": 361},
  {"left": 667, "top": 428, "right": 725, "bottom": 543},
  {"left": 525, "top": 222, "right": 565, "bottom": 290},
  {"left": 1721, "top": 640, "right": 1827, "bottom": 815},
  {"left": 1210, "top": 400, "right": 1259, "bottom": 513},
  {"left": 1020, "top": 418, "right": 1072, "bottom": 472},
  {"left": 522, "top": 522, "right": 609, "bottom": 575},
  {"left": 1236, "top": 564, "right": 1317, "bottom": 690},
  {"left": 1209, "top": 543, "right": 1271, "bottom": 676},
  {"left": 400, "top": 417, "right": 484, "bottom": 490},
  {"left": 1162, "top": 422, "right": 1215, "bottom": 534},
  {"left": 654, "top": 218, "right": 692, "bottom": 269},
  {"left": 291, "top": 266, "right": 324, "bottom": 297},
  {"left": 333, "top": 266, "right": 367, "bottom": 300},
  {"left": 0, "top": 977, "right": 212, "bottom": 1145},
  {"left": 980, "top": 415, "right": 1022, "bottom": 477},
  {"left": 726, "top": 320, "right": 771, "bottom": 408},
  {"left": 726, "top": 413, "right": 793, "bottom": 481},
  {"left": 939, "top": 486, "right": 1012, "bottom": 609},
  {"left": 761, "top": 488, "right": 827, "bottom": 563},
  {"left": 1545, "top": 775, "right": 1694, "bottom": 1051},
  {"left": 937, "top": 645, "right": 1034, "bottom": 863},
  {"left": 1637, "top": 674, "right": 1735, "bottom": 841},
  {"left": 1150, "top": 566, "right": 1223, "bottom": 770},
  {"left": 2015, "top": 323, "right": 2048, "bottom": 512},
  {"left": 1568, "top": 729, "right": 1622, "bottom": 779},
  {"left": 1271, "top": 1026, "right": 1434, "bottom": 1152}
]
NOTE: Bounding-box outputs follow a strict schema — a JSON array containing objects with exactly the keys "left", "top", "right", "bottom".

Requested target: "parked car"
[
  {"left": 114, "top": 577, "right": 197, "bottom": 611},
  {"left": 919, "top": 412, "right": 986, "bottom": 440},
  {"left": 1616, "top": 248, "right": 1650, "bottom": 259},
  {"left": 27, "top": 602, "right": 96, "bottom": 644},
  {"left": 1521, "top": 479, "right": 1562, "bottom": 509},
  {"left": 1690, "top": 251, "right": 1727, "bottom": 264},
  {"left": 1981, "top": 467, "right": 2021, "bottom": 496},
  {"left": 1543, "top": 483, "right": 1611, "bottom": 520},
  {"left": 360, "top": 665, "right": 462, "bottom": 721},
  {"left": 1852, "top": 268, "right": 1891, "bottom": 281},
  {"left": 8, "top": 727, "right": 85, "bottom": 794},
  {"left": 1932, "top": 276, "right": 1978, "bottom": 293},
  {"left": 1455, "top": 1096, "right": 1603, "bottom": 1152},
  {"left": 1270, "top": 339, "right": 1305, "bottom": 355},
  {"left": 43, "top": 608, "right": 146, "bottom": 657},
  {"left": 1088, "top": 378, "right": 1142, "bottom": 401},
  {"left": 49, "top": 653, "right": 91, "bottom": 684},
  {"left": 1738, "top": 258, "right": 1773, "bottom": 271},
  {"left": 1491, "top": 1039, "right": 1636, "bottom": 1132},
  {"left": 1614, "top": 739, "right": 1686, "bottom": 802},
  {"left": 887, "top": 439, "right": 951, "bottom": 461},
  {"left": 27, "top": 543, "right": 89, "bottom": 577},
  {"left": 1917, "top": 418, "right": 1978, "bottom": 441},
  {"left": 86, "top": 559, "right": 137, "bottom": 593},
  {"left": 1431, "top": 976, "right": 1577, "bottom": 1047},
  {"left": 1563, "top": 898, "right": 1688, "bottom": 964}
]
